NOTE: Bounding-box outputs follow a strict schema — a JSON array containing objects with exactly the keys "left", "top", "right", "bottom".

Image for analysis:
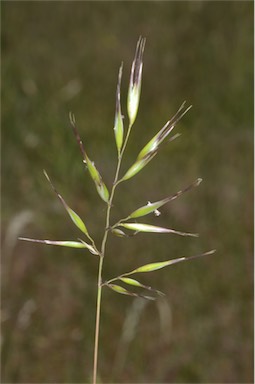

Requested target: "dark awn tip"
[
  {"left": 115, "top": 63, "right": 123, "bottom": 115},
  {"left": 169, "top": 103, "right": 192, "bottom": 128},
  {"left": 69, "top": 112, "right": 87, "bottom": 164},
  {"left": 43, "top": 170, "right": 69, "bottom": 210},
  {"left": 69, "top": 111, "right": 76, "bottom": 126},
  {"left": 43, "top": 170, "right": 57, "bottom": 195},
  {"left": 137, "top": 36, "right": 146, "bottom": 62},
  {"left": 187, "top": 249, "right": 216, "bottom": 262},
  {"left": 132, "top": 37, "right": 146, "bottom": 86},
  {"left": 156, "top": 103, "right": 192, "bottom": 147},
  {"left": 118, "top": 62, "right": 123, "bottom": 84},
  {"left": 167, "top": 132, "right": 182, "bottom": 144}
]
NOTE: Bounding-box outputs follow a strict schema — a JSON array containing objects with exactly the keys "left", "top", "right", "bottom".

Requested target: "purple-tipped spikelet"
[{"left": 127, "top": 36, "right": 146, "bottom": 127}]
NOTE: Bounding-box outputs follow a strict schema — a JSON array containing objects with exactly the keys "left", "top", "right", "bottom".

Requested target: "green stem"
[
  {"left": 120, "top": 123, "right": 133, "bottom": 158},
  {"left": 92, "top": 256, "right": 103, "bottom": 384},
  {"left": 92, "top": 123, "right": 133, "bottom": 384}
]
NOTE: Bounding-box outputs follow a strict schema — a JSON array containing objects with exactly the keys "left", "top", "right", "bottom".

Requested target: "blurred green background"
[{"left": 1, "top": 1, "right": 253, "bottom": 383}]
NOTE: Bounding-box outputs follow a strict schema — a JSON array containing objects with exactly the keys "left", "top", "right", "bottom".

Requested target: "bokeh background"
[{"left": 1, "top": 1, "right": 253, "bottom": 383}]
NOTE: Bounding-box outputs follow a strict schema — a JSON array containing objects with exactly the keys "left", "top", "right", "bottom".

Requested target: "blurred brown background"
[{"left": 1, "top": 1, "right": 253, "bottom": 383}]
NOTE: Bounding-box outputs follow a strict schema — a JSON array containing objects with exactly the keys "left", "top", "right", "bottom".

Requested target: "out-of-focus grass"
[{"left": 1, "top": 2, "right": 253, "bottom": 383}]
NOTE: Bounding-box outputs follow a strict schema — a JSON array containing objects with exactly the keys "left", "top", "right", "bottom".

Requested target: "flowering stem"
[
  {"left": 92, "top": 123, "right": 133, "bottom": 384},
  {"left": 92, "top": 256, "right": 103, "bottom": 384}
]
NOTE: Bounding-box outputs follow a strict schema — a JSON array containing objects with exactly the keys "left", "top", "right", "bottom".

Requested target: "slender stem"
[
  {"left": 120, "top": 123, "right": 133, "bottom": 159},
  {"left": 92, "top": 256, "right": 103, "bottom": 384},
  {"left": 92, "top": 123, "right": 133, "bottom": 384},
  {"left": 102, "top": 273, "right": 128, "bottom": 286}
]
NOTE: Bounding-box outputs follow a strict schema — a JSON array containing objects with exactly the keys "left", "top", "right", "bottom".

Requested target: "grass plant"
[{"left": 19, "top": 37, "right": 215, "bottom": 383}]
